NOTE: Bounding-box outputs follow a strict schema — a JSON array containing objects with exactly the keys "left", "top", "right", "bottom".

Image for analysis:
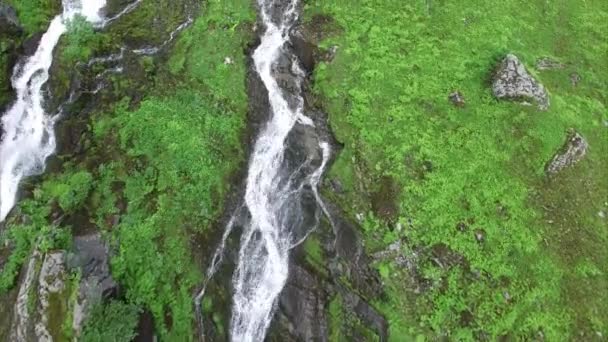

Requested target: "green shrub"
[{"left": 81, "top": 301, "right": 140, "bottom": 342}]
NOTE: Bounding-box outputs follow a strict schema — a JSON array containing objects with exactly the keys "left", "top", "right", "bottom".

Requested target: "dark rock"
[
  {"left": 341, "top": 290, "right": 389, "bottom": 341},
  {"left": 492, "top": 54, "right": 549, "bottom": 110},
  {"left": 21, "top": 32, "right": 44, "bottom": 57},
  {"left": 72, "top": 233, "right": 117, "bottom": 298},
  {"left": 0, "top": 3, "right": 22, "bottom": 37},
  {"left": 323, "top": 45, "right": 338, "bottom": 63},
  {"left": 290, "top": 28, "right": 316, "bottom": 73},
  {"left": 535, "top": 57, "right": 565, "bottom": 70},
  {"left": 72, "top": 233, "right": 118, "bottom": 337},
  {"left": 103, "top": 0, "right": 136, "bottom": 18},
  {"left": 278, "top": 264, "right": 329, "bottom": 341},
  {"left": 449, "top": 91, "right": 466, "bottom": 107},
  {"left": 546, "top": 131, "right": 588, "bottom": 174}
]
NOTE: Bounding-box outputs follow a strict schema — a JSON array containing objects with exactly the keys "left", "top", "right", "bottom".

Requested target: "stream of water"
[
  {"left": 0, "top": 0, "right": 107, "bottom": 222},
  {"left": 227, "top": 0, "right": 330, "bottom": 340}
]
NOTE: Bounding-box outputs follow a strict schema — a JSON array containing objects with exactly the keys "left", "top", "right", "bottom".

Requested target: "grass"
[
  {"left": 84, "top": 0, "right": 255, "bottom": 339},
  {"left": 306, "top": 0, "right": 608, "bottom": 340}
]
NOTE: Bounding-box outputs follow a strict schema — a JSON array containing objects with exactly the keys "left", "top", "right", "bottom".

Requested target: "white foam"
[{"left": 0, "top": 0, "right": 107, "bottom": 221}]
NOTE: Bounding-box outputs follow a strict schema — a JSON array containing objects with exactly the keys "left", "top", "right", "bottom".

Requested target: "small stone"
[
  {"left": 448, "top": 91, "right": 466, "bottom": 107},
  {"left": 474, "top": 229, "right": 485, "bottom": 243},
  {"left": 546, "top": 131, "right": 588, "bottom": 174},
  {"left": 570, "top": 72, "right": 581, "bottom": 87},
  {"left": 456, "top": 222, "right": 468, "bottom": 232},
  {"left": 599, "top": 211, "right": 606, "bottom": 219},
  {"left": 224, "top": 56, "right": 234, "bottom": 65},
  {"left": 535, "top": 57, "right": 565, "bottom": 70},
  {"left": 324, "top": 45, "right": 338, "bottom": 62},
  {"left": 356, "top": 213, "right": 364, "bottom": 223},
  {"left": 329, "top": 178, "right": 344, "bottom": 194},
  {"left": 492, "top": 54, "right": 550, "bottom": 110}
]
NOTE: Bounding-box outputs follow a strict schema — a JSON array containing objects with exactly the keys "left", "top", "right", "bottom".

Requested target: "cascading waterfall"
[
  {"left": 221, "top": 0, "right": 331, "bottom": 341},
  {"left": 0, "top": 0, "right": 107, "bottom": 222}
]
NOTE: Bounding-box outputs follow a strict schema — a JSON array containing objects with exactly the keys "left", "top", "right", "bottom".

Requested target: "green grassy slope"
[
  {"left": 306, "top": 0, "right": 607, "bottom": 340},
  {"left": 0, "top": 0, "right": 254, "bottom": 339}
]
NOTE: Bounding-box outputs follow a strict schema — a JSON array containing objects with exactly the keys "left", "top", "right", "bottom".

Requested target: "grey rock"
[
  {"left": 71, "top": 233, "right": 117, "bottom": 337},
  {"left": 449, "top": 91, "right": 466, "bottom": 107},
  {"left": 0, "top": 3, "right": 22, "bottom": 37},
  {"left": 279, "top": 264, "right": 329, "bottom": 341},
  {"left": 546, "top": 131, "right": 588, "bottom": 174},
  {"left": 492, "top": 54, "right": 549, "bottom": 110},
  {"left": 10, "top": 250, "right": 43, "bottom": 342},
  {"left": 341, "top": 290, "right": 389, "bottom": 341},
  {"left": 35, "top": 252, "right": 68, "bottom": 341}
]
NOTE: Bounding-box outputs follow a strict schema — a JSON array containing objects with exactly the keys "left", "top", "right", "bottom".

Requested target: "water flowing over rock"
[
  {"left": 0, "top": 0, "right": 107, "bottom": 222},
  {"left": 546, "top": 131, "right": 588, "bottom": 174},
  {"left": 198, "top": 1, "right": 335, "bottom": 341},
  {"left": 492, "top": 54, "right": 549, "bottom": 110}
]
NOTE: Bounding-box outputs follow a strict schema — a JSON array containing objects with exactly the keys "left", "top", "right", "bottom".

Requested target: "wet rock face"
[
  {"left": 546, "top": 131, "right": 588, "bottom": 174},
  {"left": 0, "top": 3, "right": 21, "bottom": 37},
  {"left": 492, "top": 54, "right": 549, "bottom": 110},
  {"left": 71, "top": 233, "right": 118, "bottom": 337},
  {"left": 278, "top": 264, "right": 330, "bottom": 341}
]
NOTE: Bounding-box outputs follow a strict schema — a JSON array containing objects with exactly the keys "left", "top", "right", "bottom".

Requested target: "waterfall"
[
  {"left": 228, "top": 0, "right": 330, "bottom": 340},
  {"left": 0, "top": 0, "right": 107, "bottom": 222}
]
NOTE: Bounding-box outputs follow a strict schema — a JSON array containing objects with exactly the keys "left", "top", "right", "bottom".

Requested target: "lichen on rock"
[
  {"left": 492, "top": 54, "right": 549, "bottom": 110},
  {"left": 546, "top": 131, "right": 589, "bottom": 174}
]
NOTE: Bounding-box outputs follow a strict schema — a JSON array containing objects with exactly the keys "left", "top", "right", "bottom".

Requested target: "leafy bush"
[
  {"left": 62, "top": 15, "right": 102, "bottom": 65},
  {"left": 81, "top": 301, "right": 140, "bottom": 342},
  {"left": 42, "top": 170, "right": 93, "bottom": 213}
]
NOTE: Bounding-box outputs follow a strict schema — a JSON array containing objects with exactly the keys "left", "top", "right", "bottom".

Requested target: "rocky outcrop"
[
  {"left": 6, "top": 232, "right": 117, "bottom": 341},
  {"left": 10, "top": 250, "right": 43, "bottom": 342},
  {"left": 492, "top": 54, "right": 549, "bottom": 110},
  {"left": 278, "top": 264, "right": 330, "bottom": 341},
  {"left": 546, "top": 131, "right": 588, "bottom": 174},
  {"left": 35, "top": 252, "right": 68, "bottom": 341}
]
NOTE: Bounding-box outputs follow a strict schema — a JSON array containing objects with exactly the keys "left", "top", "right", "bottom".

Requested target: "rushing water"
[
  {"left": 0, "top": 0, "right": 107, "bottom": 222},
  {"left": 227, "top": 0, "right": 330, "bottom": 340}
]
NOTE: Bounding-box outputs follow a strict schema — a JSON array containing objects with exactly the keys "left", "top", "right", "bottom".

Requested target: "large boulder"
[
  {"left": 492, "top": 54, "right": 549, "bottom": 110},
  {"left": 0, "top": 3, "right": 21, "bottom": 37},
  {"left": 546, "top": 131, "right": 588, "bottom": 174}
]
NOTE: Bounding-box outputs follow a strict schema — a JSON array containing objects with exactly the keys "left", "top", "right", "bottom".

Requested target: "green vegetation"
[
  {"left": 100, "top": 1, "right": 253, "bottom": 338},
  {"left": 81, "top": 301, "right": 140, "bottom": 342},
  {"left": 307, "top": 0, "right": 607, "bottom": 340},
  {"left": 1, "top": 0, "right": 254, "bottom": 338},
  {"left": 61, "top": 16, "right": 101, "bottom": 65},
  {"left": 5, "top": 0, "right": 60, "bottom": 35}
]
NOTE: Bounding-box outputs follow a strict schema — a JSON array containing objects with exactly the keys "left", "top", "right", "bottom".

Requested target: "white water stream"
[
  {"left": 228, "top": 0, "right": 330, "bottom": 340},
  {"left": 0, "top": 0, "right": 107, "bottom": 222}
]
